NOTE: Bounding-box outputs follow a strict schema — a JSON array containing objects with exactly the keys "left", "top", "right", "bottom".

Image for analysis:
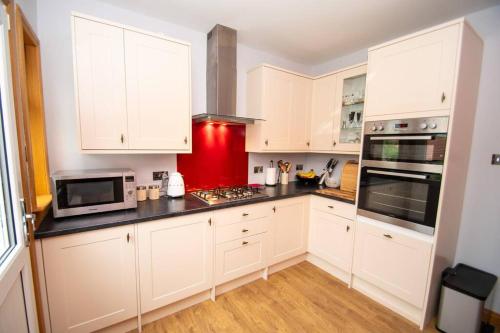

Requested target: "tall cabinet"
[{"left": 72, "top": 14, "right": 191, "bottom": 153}]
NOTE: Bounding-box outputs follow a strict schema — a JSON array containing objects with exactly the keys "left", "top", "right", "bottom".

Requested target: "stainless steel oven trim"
[
  {"left": 361, "top": 160, "right": 443, "bottom": 174},
  {"left": 366, "top": 169, "right": 429, "bottom": 180},
  {"left": 369, "top": 135, "right": 434, "bottom": 141},
  {"left": 357, "top": 209, "right": 435, "bottom": 235}
]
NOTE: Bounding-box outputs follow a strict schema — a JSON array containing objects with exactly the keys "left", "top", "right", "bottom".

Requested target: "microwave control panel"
[{"left": 124, "top": 173, "right": 137, "bottom": 208}]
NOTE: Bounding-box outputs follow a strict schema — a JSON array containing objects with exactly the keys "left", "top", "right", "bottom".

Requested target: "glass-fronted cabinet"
[{"left": 333, "top": 65, "right": 367, "bottom": 153}]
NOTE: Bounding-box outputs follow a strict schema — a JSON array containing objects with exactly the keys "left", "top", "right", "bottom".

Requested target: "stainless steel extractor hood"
[{"left": 193, "top": 24, "right": 257, "bottom": 125}]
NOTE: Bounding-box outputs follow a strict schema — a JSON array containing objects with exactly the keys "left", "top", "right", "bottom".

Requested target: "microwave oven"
[{"left": 51, "top": 168, "right": 137, "bottom": 218}]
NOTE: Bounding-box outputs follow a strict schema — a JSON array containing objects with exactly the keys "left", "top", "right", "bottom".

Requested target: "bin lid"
[{"left": 443, "top": 263, "right": 497, "bottom": 301}]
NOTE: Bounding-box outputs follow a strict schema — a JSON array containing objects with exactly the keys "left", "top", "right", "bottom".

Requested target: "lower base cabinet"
[
  {"left": 42, "top": 225, "right": 137, "bottom": 333},
  {"left": 269, "top": 198, "right": 308, "bottom": 265},
  {"left": 352, "top": 220, "right": 432, "bottom": 308},
  {"left": 308, "top": 209, "right": 354, "bottom": 272},
  {"left": 137, "top": 213, "right": 213, "bottom": 313}
]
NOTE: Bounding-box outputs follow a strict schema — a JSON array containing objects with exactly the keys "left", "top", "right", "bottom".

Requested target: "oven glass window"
[
  {"left": 363, "top": 134, "right": 447, "bottom": 164},
  {"left": 358, "top": 168, "right": 441, "bottom": 228},
  {"left": 56, "top": 177, "right": 124, "bottom": 209}
]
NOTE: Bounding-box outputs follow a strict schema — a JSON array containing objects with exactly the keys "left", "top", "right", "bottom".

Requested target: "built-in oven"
[
  {"left": 51, "top": 168, "right": 137, "bottom": 218},
  {"left": 358, "top": 116, "right": 449, "bottom": 235}
]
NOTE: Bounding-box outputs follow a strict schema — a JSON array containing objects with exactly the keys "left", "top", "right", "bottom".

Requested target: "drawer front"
[
  {"left": 215, "top": 233, "right": 267, "bottom": 285},
  {"left": 214, "top": 202, "right": 271, "bottom": 227},
  {"left": 216, "top": 217, "right": 269, "bottom": 244},
  {"left": 353, "top": 220, "right": 432, "bottom": 307},
  {"left": 311, "top": 195, "right": 355, "bottom": 220}
]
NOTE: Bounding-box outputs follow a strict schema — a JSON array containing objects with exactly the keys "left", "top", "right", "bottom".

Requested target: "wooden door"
[
  {"left": 73, "top": 17, "right": 128, "bottom": 149},
  {"left": 310, "top": 75, "right": 336, "bottom": 151},
  {"left": 333, "top": 65, "right": 366, "bottom": 153},
  {"left": 269, "top": 198, "right": 308, "bottom": 265},
  {"left": 365, "top": 24, "right": 459, "bottom": 118},
  {"left": 261, "top": 68, "right": 293, "bottom": 151},
  {"left": 352, "top": 221, "right": 432, "bottom": 307},
  {"left": 137, "top": 213, "right": 213, "bottom": 313},
  {"left": 42, "top": 226, "right": 137, "bottom": 333},
  {"left": 308, "top": 210, "right": 354, "bottom": 272},
  {"left": 289, "top": 75, "right": 312, "bottom": 150},
  {"left": 125, "top": 30, "right": 191, "bottom": 151}
]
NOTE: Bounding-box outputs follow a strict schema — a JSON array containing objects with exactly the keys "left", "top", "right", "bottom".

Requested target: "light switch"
[{"left": 492, "top": 154, "right": 500, "bottom": 165}]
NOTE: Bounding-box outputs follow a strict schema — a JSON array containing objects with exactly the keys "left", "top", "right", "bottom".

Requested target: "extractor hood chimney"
[{"left": 193, "top": 24, "right": 256, "bottom": 124}]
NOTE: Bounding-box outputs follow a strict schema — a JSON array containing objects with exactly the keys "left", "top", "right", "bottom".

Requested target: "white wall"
[
  {"left": 310, "top": 49, "right": 368, "bottom": 76},
  {"left": 37, "top": 0, "right": 312, "bottom": 185},
  {"left": 16, "top": 0, "right": 37, "bottom": 32},
  {"left": 454, "top": 5, "right": 500, "bottom": 312}
]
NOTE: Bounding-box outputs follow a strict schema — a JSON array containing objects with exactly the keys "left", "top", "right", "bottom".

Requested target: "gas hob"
[{"left": 191, "top": 186, "right": 268, "bottom": 205}]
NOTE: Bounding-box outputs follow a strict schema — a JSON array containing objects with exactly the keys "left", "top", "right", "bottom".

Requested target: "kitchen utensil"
[
  {"left": 266, "top": 167, "right": 277, "bottom": 186},
  {"left": 270, "top": 160, "right": 274, "bottom": 168},
  {"left": 148, "top": 184, "right": 160, "bottom": 200},
  {"left": 167, "top": 172, "right": 185, "bottom": 197},
  {"left": 159, "top": 171, "right": 169, "bottom": 196},
  {"left": 284, "top": 162, "right": 291, "bottom": 173},
  {"left": 318, "top": 158, "right": 338, "bottom": 186},
  {"left": 340, "top": 160, "right": 359, "bottom": 193},
  {"left": 136, "top": 185, "right": 147, "bottom": 201}
]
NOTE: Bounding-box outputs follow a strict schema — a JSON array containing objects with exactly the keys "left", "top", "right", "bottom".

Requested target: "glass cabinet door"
[{"left": 333, "top": 65, "right": 367, "bottom": 152}]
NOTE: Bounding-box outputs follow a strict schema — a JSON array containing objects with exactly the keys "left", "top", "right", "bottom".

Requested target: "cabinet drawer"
[
  {"left": 215, "top": 233, "right": 267, "bottom": 285},
  {"left": 216, "top": 217, "right": 268, "bottom": 244},
  {"left": 353, "top": 219, "right": 433, "bottom": 307},
  {"left": 214, "top": 202, "right": 271, "bottom": 227},
  {"left": 311, "top": 195, "right": 355, "bottom": 220}
]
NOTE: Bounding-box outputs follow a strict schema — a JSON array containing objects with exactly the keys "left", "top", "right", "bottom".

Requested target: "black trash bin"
[{"left": 437, "top": 263, "right": 497, "bottom": 333}]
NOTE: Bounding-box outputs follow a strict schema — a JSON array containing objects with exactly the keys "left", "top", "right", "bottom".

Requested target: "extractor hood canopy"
[{"left": 193, "top": 24, "right": 259, "bottom": 125}]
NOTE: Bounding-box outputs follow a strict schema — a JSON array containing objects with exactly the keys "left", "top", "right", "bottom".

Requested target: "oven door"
[
  {"left": 357, "top": 167, "right": 441, "bottom": 235},
  {"left": 362, "top": 134, "right": 447, "bottom": 173},
  {"left": 53, "top": 176, "right": 125, "bottom": 217}
]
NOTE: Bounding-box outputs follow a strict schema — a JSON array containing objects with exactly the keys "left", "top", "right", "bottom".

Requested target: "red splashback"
[{"left": 177, "top": 121, "right": 248, "bottom": 191}]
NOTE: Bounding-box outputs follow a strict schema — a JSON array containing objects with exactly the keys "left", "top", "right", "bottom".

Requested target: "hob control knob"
[
  {"left": 371, "top": 126, "right": 377, "bottom": 131},
  {"left": 420, "top": 123, "right": 428, "bottom": 130},
  {"left": 429, "top": 123, "right": 437, "bottom": 129},
  {"left": 377, "top": 125, "right": 384, "bottom": 131}
]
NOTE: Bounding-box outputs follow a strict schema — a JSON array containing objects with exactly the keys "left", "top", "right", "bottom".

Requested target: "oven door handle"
[
  {"left": 366, "top": 169, "right": 429, "bottom": 180},
  {"left": 369, "top": 135, "right": 434, "bottom": 141}
]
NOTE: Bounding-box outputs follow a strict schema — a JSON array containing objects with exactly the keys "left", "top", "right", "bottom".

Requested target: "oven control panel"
[{"left": 364, "top": 116, "right": 449, "bottom": 135}]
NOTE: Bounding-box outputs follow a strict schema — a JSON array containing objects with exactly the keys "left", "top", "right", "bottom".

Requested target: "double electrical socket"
[
  {"left": 253, "top": 166, "right": 264, "bottom": 174},
  {"left": 153, "top": 171, "right": 167, "bottom": 180},
  {"left": 492, "top": 154, "right": 500, "bottom": 165}
]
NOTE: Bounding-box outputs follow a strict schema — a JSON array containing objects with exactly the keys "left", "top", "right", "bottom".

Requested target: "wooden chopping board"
[
  {"left": 340, "top": 160, "right": 359, "bottom": 193},
  {"left": 315, "top": 188, "right": 356, "bottom": 202}
]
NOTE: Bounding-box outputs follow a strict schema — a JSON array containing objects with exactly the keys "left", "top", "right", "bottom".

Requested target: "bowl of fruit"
[{"left": 295, "top": 170, "right": 320, "bottom": 185}]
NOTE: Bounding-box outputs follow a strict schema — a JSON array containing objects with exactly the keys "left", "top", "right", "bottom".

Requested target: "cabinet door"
[
  {"left": 308, "top": 210, "right": 353, "bottom": 272},
  {"left": 137, "top": 213, "right": 213, "bottom": 313},
  {"left": 125, "top": 30, "right": 191, "bottom": 150},
  {"left": 310, "top": 75, "right": 336, "bottom": 151},
  {"left": 333, "top": 65, "right": 366, "bottom": 153},
  {"left": 365, "top": 24, "right": 459, "bottom": 118},
  {"left": 290, "top": 75, "right": 312, "bottom": 150},
  {"left": 215, "top": 233, "right": 267, "bottom": 285},
  {"left": 261, "top": 68, "right": 293, "bottom": 150},
  {"left": 352, "top": 221, "right": 432, "bottom": 307},
  {"left": 269, "top": 198, "right": 308, "bottom": 265},
  {"left": 42, "top": 226, "right": 137, "bottom": 333},
  {"left": 73, "top": 17, "right": 128, "bottom": 150}
]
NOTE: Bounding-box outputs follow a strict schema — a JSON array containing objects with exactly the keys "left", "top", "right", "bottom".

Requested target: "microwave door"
[{"left": 357, "top": 167, "right": 441, "bottom": 235}]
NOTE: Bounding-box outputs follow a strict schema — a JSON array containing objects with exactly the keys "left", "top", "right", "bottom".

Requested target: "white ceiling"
[{"left": 99, "top": 0, "right": 500, "bottom": 65}]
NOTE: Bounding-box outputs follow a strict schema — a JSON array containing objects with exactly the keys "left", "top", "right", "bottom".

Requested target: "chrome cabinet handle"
[
  {"left": 126, "top": 233, "right": 131, "bottom": 243},
  {"left": 333, "top": 140, "right": 337, "bottom": 147},
  {"left": 208, "top": 218, "right": 212, "bottom": 226},
  {"left": 346, "top": 225, "right": 350, "bottom": 232},
  {"left": 383, "top": 234, "right": 392, "bottom": 239},
  {"left": 306, "top": 142, "right": 310, "bottom": 147},
  {"left": 242, "top": 229, "right": 249, "bottom": 233},
  {"left": 242, "top": 241, "right": 249, "bottom": 245},
  {"left": 265, "top": 139, "right": 269, "bottom": 146},
  {"left": 120, "top": 134, "right": 124, "bottom": 144},
  {"left": 441, "top": 92, "right": 446, "bottom": 103},
  {"left": 272, "top": 206, "right": 276, "bottom": 213},
  {"left": 184, "top": 136, "right": 188, "bottom": 144}
]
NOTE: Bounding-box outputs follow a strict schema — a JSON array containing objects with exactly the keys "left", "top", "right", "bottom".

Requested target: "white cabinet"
[
  {"left": 137, "top": 213, "right": 213, "bottom": 313},
  {"left": 365, "top": 24, "right": 459, "bottom": 119},
  {"left": 352, "top": 220, "right": 432, "bottom": 308},
  {"left": 309, "top": 209, "right": 354, "bottom": 272},
  {"left": 72, "top": 15, "right": 191, "bottom": 152},
  {"left": 310, "top": 74, "right": 336, "bottom": 151},
  {"left": 73, "top": 17, "right": 128, "bottom": 150},
  {"left": 125, "top": 30, "right": 191, "bottom": 150},
  {"left": 246, "top": 66, "right": 312, "bottom": 152},
  {"left": 269, "top": 197, "right": 308, "bottom": 265},
  {"left": 42, "top": 226, "right": 137, "bottom": 333}
]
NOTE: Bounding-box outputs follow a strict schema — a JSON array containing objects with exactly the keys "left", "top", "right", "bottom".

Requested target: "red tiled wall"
[{"left": 177, "top": 121, "right": 248, "bottom": 191}]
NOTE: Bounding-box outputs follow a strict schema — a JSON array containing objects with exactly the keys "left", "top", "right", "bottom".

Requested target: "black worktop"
[{"left": 35, "top": 183, "right": 355, "bottom": 239}]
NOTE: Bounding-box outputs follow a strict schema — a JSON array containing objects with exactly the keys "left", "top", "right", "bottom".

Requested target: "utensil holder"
[{"left": 281, "top": 172, "right": 289, "bottom": 184}]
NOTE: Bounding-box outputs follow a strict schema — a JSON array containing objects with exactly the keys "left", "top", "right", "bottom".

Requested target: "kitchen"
[{"left": 0, "top": 1, "right": 499, "bottom": 333}]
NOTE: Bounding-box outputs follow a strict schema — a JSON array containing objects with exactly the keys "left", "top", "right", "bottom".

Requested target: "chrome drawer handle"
[
  {"left": 383, "top": 234, "right": 392, "bottom": 239},
  {"left": 242, "top": 229, "right": 249, "bottom": 233},
  {"left": 328, "top": 205, "right": 334, "bottom": 209},
  {"left": 242, "top": 241, "right": 249, "bottom": 245},
  {"left": 242, "top": 213, "right": 249, "bottom": 216}
]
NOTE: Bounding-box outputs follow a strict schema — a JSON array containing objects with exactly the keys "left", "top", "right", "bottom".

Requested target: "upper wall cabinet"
[
  {"left": 245, "top": 65, "right": 312, "bottom": 152},
  {"left": 72, "top": 15, "right": 192, "bottom": 153},
  {"left": 365, "top": 24, "right": 459, "bottom": 119},
  {"left": 310, "top": 74, "right": 336, "bottom": 151}
]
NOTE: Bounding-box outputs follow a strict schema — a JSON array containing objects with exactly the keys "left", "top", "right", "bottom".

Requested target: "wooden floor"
[{"left": 143, "top": 261, "right": 440, "bottom": 333}]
